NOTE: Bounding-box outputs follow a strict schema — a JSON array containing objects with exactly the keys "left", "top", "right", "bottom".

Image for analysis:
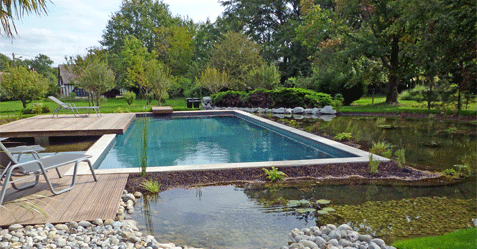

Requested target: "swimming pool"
[{"left": 78, "top": 111, "right": 387, "bottom": 174}]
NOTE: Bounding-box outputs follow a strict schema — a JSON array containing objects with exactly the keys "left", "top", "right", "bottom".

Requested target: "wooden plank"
[{"left": 152, "top": 106, "right": 173, "bottom": 115}]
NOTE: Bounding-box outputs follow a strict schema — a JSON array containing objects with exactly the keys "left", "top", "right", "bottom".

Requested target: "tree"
[
  {"left": 154, "top": 25, "right": 195, "bottom": 76},
  {"left": 196, "top": 66, "right": 229, "bottom": 94},
  {"left": 0, "top": 0, "right": 48, "bottom": 37},
  {"left": 76, "top": 60, "right": 115, "bottom": 106},
  {"left": 247, "top": 64, "right": 281, "bottom": 90},
  {"left": 120, "top": 35, "right": 156, "bottom": 104},
  {"left": 220, "top": 0, "right": 314, "bottom": 81},
  {"left": 101, "top": 0, "right": 177, "bottom": 55},
  {"left": 144, "top": 59, "right": 173, "bottom": 106},
  {"left": 297, "top": 0, "right": 416, "bottom": 104},
  {"left": 0, "top": 66, "right": 48, "bottom": 108},
  {"left": 208, "top": 31, "right": 263, "bottom": 90}
]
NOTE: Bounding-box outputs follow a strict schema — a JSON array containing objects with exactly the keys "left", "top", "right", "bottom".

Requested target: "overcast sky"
[{"left": 0, "top": 0, "right": 224, "bottom": 67}]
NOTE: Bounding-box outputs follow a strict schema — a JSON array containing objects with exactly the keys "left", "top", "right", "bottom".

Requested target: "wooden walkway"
[
  {"left": 0, "top": 164, "right": 128, "bottom": 226},
  {"left": 0, "top": 113, "right": 136, "bottom": 138}
]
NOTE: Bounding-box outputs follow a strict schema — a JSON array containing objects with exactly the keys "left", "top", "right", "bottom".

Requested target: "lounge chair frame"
[
  {"left": 48, "top": 96, "right": 101, "bottom": 118},
  {"left": 0, "top": 153, "right": 97, "bottom": 207}
]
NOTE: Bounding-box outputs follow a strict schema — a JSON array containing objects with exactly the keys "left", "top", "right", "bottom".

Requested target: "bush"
[
  {"left": 244, "top": 89, "right": 272, "bottom": 108},
  {"left": 22, "top": 103, "right": 50, "bottom": 114},
  {"left": 211, "top": 91, "right": 247, "bottom": 107},
  {"left": 271, "top": 88, "right": 332, "bottom": 108},
  {"left": 185, "top": 85, "right": 211, "bottom": 98},
  {"left": 400, "top": 85, "right": 434, "bottom": 102},
  {"left": 123, "top": 91, "right": 136, "bottom": 105}
]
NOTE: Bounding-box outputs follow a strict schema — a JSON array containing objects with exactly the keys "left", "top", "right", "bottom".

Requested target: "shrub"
[
  {"left": 244, "top": 89, "right": 272, "bottom": 108},
  {"left": 394, "top": 148, "right": 406, "bottom": 168},
  {"left": 442, "top": 168, "right": 457, "bottom": 176},
  {"left": 69, "top": 92, "right": 76, "bottom": 100},
  {"left": 185, "top": 85, "right": 211, "bottom": 98},
  {"left": 262, "top": 166, "right": 287, "bottom": 182},
  {"left": 270, "top": 88, "right": 332, "bottom": 108},
  {"left": 123, "top": 91, "right": 136, "bottom": 105},
  {"left": 22, "top": 103, "right": 50, "bottom": 114},
  {"left": 211, "top": 91, "right": 246, "bottom": 107}
]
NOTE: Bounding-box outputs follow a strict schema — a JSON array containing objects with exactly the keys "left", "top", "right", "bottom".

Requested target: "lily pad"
[
  {"left": 322, "top": 207, "right": 335, "bottom": 212},
  {"left": 316, "top": 199, "right": 331, "bottom": 205},
  {"left": 317, "top": 210, "right": 329, "bottom": 215}
]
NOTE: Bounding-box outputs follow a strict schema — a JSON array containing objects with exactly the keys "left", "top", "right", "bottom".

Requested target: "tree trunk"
[
  {"left": 21, "top": 100, "right": 27, "bottom": 109},
  {"left": 385, "top": 36, "right": 400, "bottom": 104}
]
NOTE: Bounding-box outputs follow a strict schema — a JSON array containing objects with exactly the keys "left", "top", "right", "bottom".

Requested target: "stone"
[
  {"left": 320, "top": 105, "right": 337, "bottom": 114},
  {"left": 292, "top": 107, "right": 305, "bottom": 114},
  {"left": 387, "top": 247, "right": 397, "bottom": 249},
  {"left": 321, "top": 227, "right": 331, "bottom": 235},
  {"left": 358, "top": 234, "right": 373, "bottom": 243},
  {"left": 8, "top": 224, "right": 23, "bottom": 231},
  {"left": 57, "top": 238, "right": 67, "bottom": 247},
  {"left": 329, "top": 229, "right": 342, "bottom": 240},
  {"left": 314, "top": 236, "right": 326, "bottom": 245},
  {"left": 339, "top": 239, "right": 352, "bottom": 247},
  {"left": 313, "top": 230, "right": 322, "bottom": 236},
  {"left": 93, "top": 219, "right": 104, "bottom": 226},
  {"left": 133, "top": 192, "right": 143, "bottom": 198},
  {"left": 347, "top": 231, "right": 359, "bottom": 242},
  {"left": 123, "top": 193, "right": 136, "bottom": 203},
  {"left": 272, "top": 107, "right": 285, "bottom": 114},
  {"left": 371, "top": 238, "right": 386, "bottom": 248},
  {"left": 68, "top": 221, "right": 78, "bottom": 229},
  {"left": 299, "top": 240, "right": 319, "bottom": 249},
  {"left": 78, "top": 221, "right": 91, "bottom": 228},
  {"left": 369, "top": 242, "right": 381, "bottom": 249},
  {"left": 55, "top": 224, "right": 69, "bottom": 231},
  {"left": 328, "top": 239, "right": 339, "bottom": 246},
  {"left": 104, "top": 219, "right": 115, "bottom": 226},
  {"left": 337, "top": 224, "right": 352, "bottom": 231}
]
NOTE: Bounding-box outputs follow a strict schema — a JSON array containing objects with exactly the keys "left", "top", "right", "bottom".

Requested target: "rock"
[
  {"left": 292, "top": 107, "right": 305, "bottom": 114},
  {"left": 104, "top": 219, "right": 115, "bottom": 226},
  {"left": 272, "top": 107, "right": 285, "bottom": 114},
  {"left": 358, "top": 234, "right": 373, "bottom": 243},
  {"left": 93, "top": 218, "right": 103, "bottom": 226},
  {"left": 320, "top": 105, "right": 337, "bottom": 114},
  {"left": 339, "top": 239, "right": 352, "bottom": 247},
  {"left": 371, "top": 238, "right": 386, "bottom": 248},
  {"left": 314, "top": 236, "right": 326, "bottom": 245},
  {"left": 321, "top": 227, "right": 331, "bottom": 235},
  {"left": 328, "top": 239, "right": 339, "bottom": 246},
  {"left": 301, "top": 228, "right": 312, "bottom": 236},
  {"left": 299, "top": 240, "right": 319, "bottom": 249},
  {"left": 347, "top": 231, "right": 359, "bottom": 242},
  {"left": 8, "top": 224, "right": 23, "bottom": 232},
  {"left": 329, "top": 229, "right": 342, "bottom": 239},
  {"left": 369, "top": 242, "right": 381, "bottom": 249},
  {"left": 55, "top": 224, "right": 68, "bottom": 231},
  {"left": 123, "top": 193, "right": 136, "bottom": 203},
  {"left": 78, "top": 221, "right": 91, "bottom": 228},
  {"left": 387, "top": 247, "right": 397, "bottom": 249},
  {"left": 57, "top": 238, "right": 67, "bottom": 247},
  {"left": 337, "top": 224, "right": 352, "bottom": 231}
]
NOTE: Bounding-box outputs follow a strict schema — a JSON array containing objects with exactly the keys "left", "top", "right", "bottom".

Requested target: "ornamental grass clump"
[
  {"left": 138, "top": 116, "right": 149, "bottom": 176},
  {"left": 394, "top": 148, "right": 406, "bottom": 168},
  {"left": 368, "top": 154, "right": 380, "bottom": 174},
  {"left": 370, "top": 141, "right": 392, "bottom": 158},
  {"left": 140, "top": 179, "right": 161, "bottom": 193}
]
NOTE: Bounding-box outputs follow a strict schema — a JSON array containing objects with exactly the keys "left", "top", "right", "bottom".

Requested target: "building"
[{"left": 57, "top": 64, "right": 88, "bottom": 97}]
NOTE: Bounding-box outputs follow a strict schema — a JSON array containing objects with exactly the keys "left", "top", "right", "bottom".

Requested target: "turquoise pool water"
[{"left": 98, "top": 116, "right": 357, "bottom": 169}]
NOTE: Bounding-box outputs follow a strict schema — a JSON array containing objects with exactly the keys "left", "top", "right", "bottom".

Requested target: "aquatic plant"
[
  {"left": 334, "top": 197, "right": 477, "bottom": 241},
  {"left": 262, "top": 166, "right": 287, "bottom": 182},
  {"left": 286, "top": 198, "right": 335, "bottom": 216},
  {"left": 140, "top": 179, "right": 161, "bottom": 193},
  {"left": 334, "top": 132, "right": 352, "bottom": 141},
  {"left": 394, "top": 148, "right": 406, "bottom": 168},
  {"left": 311, "top": 122, "right": 320, "bottom": 132},
  {"left": 138, "top": 116, "right": 149, "bottom": 176},
  {"left": 368, "top": 154, "right": 380, "bottom": 174},
  {"left": 442, "top": 168, "right": 457, "bottom": 177},
  {"left": 445, "top": 127, "right": 457, "bottom": 134},
  {"left": 370, "top": 141, "right": 392, "bottom": 158}
]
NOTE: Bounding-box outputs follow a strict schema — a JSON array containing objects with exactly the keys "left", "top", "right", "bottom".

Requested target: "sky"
[{"left": 0, "top": 0, "right": 224, "bottom": 67}]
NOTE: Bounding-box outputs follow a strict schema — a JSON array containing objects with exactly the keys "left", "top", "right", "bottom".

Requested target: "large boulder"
[{"left": 320, "top": 105, "right": 337, "bottom": 115}]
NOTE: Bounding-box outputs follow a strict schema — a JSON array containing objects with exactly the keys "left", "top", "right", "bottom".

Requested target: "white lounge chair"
[
  {"left": 0, "top": 139, "right": 97, "bottom": 207},
  {"left": 48, "top": 96, "right": 101, "bottom": 118}
]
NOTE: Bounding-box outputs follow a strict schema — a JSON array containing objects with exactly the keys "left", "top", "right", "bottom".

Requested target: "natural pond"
[{"left": 130, "top": 116, "right": 476, "bottom": 248}]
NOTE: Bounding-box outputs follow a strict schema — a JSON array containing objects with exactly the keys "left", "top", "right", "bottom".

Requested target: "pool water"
[{"left": 98, "top": 116, "right": 355, "bottom": 169}]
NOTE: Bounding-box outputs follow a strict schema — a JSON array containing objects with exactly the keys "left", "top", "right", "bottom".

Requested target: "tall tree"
[
  {"left": 0, "top": 0, "right": 49, "bottom": 37},
  {"left": 144, "top": 59, "right": 173, "bottom": 106},
  {"left": 101, "top": 0, "right": 177, "bottom": 55},
  {"left": 220, "top": 0, "right": 314, "bottom": 81},
  {"left": 77, "top": 60, "right": 116, "bottom": 106},
  {"left": 297, "top": 0, "right": 416, "bottom": 104},
  {"left": 154, "top": 25, "right": 195, "bottom": 76},
  {"left": 208, "top": 31, "right": 263, "bottom": 90}
]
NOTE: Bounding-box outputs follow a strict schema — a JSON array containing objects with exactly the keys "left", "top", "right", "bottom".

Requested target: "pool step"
[{"left": 152, "top": 106, "right": 173, "bottom": 115}]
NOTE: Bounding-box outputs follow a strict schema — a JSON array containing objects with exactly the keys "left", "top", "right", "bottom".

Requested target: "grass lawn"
[
  {"left": 392, "top": 228, "right": 477, "bottom": 249},
  {"left": 340, "top": 96, "right": 477, "bottom": 115},
  {"left": 0, "top": 97, "right": 198, "bottom": 119}
]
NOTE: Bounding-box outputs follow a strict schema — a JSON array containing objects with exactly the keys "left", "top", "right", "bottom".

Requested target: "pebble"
[
  {"left": 283, "top": 224, "right": 396, "bottom": 249},
  {"left": 0, "top": 190, "right": 201, "bottom": 249}
]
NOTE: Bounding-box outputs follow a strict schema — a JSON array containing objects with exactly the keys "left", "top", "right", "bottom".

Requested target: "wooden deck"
[
  {"left": 0, "top": 163, "right": 128, "bottom": 226},
  {"left": 0, "top": 113, "right": 136, "bottom": 138}
]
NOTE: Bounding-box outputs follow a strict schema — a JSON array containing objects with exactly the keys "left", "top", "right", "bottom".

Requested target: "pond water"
[{"left": 131, "top": 116, "right": 477, "bottom": 248}]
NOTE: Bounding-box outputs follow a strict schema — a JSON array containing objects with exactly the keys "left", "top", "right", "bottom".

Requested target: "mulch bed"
[{"left": 125, "top": 161, "right": 444, "bottom": 194}]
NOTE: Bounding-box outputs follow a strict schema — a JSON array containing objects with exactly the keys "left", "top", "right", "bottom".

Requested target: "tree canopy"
[
  {"left": 0, "top": 0, "right": 49, "bottom": 37},
  {"left": 0, "top": 66, "right": 49, "bottom": 108}
]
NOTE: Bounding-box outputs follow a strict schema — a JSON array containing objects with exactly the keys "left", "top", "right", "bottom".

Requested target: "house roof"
[{"left": 58, "top": 64, "right": 78, "bottom": 85}]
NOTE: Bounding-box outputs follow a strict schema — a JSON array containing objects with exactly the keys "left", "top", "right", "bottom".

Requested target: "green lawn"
[
  {"left": 340, "top": 96, "right": 477, "bottom": 115},
  {"left": 392, "top": 228, "right": 477, "bottom": 249},
  {"left": 0, "top": 97, "right": 198, "bottom": 118}
]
